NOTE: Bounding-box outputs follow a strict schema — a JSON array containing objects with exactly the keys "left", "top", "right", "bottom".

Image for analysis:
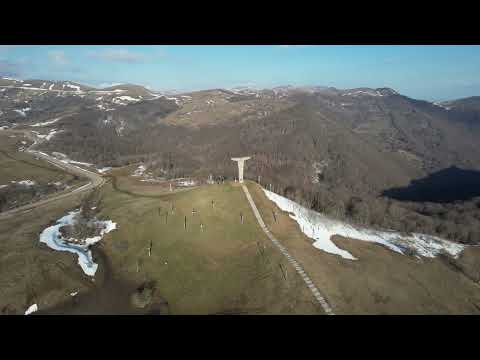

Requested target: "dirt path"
[{"left": 241, "top": 183, "right": 335, "bottom": 315}]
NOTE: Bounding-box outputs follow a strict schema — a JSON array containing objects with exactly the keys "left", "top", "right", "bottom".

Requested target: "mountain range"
[{"left": 2, "top": 77, "right": 480, "bottom": 244}]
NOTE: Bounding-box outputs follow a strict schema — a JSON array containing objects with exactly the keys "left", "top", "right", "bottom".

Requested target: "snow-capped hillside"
[{"left": 341, "top": 87, "right": 398, "bottom": 97}]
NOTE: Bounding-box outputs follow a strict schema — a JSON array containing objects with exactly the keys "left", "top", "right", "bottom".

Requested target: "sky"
[{"left": 1, "top": 45, "right": 479, "bottom": 101}]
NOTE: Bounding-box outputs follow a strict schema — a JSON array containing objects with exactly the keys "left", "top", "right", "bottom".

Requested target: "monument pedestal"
[{"left": 231, "top": 156, "right": 251, "bottom": 183}]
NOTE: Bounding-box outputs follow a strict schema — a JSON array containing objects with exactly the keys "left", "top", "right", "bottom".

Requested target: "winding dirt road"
[{"left": 0, "top": 130, "right": 105, "bottom": 221}]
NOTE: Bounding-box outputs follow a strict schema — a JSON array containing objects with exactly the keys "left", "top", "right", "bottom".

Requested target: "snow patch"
[
  {"left": 31, "top": 117, "right": 60, "bottom": 127},
  {"left": 14, "top": 107, "right": 31, "bottom": 117},
  {"left": 24, "top": 303, "right": 38, "bottom": 315},
  {"left": 33, "top": 128, "right": 60, "bottom": 141},
  {"left": 433, "top": 102, "right": 452, "bottom": 111},
  {"left": 342, "top": 90, "right": 383, "bottom": 97},
  {"left": 163, "top": 96, "right": 180, "bottom": 105},
  {"left": 64, "top": 83, "right": 81, "bottom": 92},
  {"left": 97, "top": 167, "right": 112, "bottom": 173},
  {"left": 15, "top": 180, "right": 36, "bottom": 187},
  {"left": 2, "top": 77, "right": 23, "bottom": 82},
  {"left": 263, "top": 189, "right": 465, "bottom": 260},
  {"left": 176, "top": 179, "right": 197, "bottom": 187},
  {"left": 116, "top": 95, "right": 140, "bottom": 102},
  {"left": 132, "top": 164, "right": 146, "bottom": 177},
  {"left": 39, "top": 209, "right": 117, "bottom": 276}
]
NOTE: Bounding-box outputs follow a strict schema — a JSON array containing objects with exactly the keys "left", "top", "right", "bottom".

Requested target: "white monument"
[{"left": 231, "top": 156, "right": 251, "bottom": 183}]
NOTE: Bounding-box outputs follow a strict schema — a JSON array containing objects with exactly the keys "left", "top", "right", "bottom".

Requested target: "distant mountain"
[
  {"left": 0, "top": 78, "right": 94, "bottom": 92},
  {"left": 100, "top": 83, "right": 157, "bottom": 98},
  {"left": 2, "top": 76, "right": 480, "bottom": 194},
  {"left": 443, "top": 96, "right": 480, "bottom": 112}
]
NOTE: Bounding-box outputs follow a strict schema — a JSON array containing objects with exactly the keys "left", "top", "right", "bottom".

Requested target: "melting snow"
[
  {"left": 263, "top": 189, "right": 465, "bottom": 260},
  {"left": 176, "top": 179, "right": 197, "bottom": 187},
  {"left": 117, "top": 96, "right": 140, "bottom": 102},
  {"left": 433, "top": 102, "right": 452, "bottom": 111},
  {"left": 163, "top": 96, "right": 181, "bottom": 105},
  {"left": 132, "top": 164, "right": 146, "bottom": 177},
  {"left": 14, "top": 108, "right": 31, "bottom": 117},
  {"left": 15, "top": 180, "right": 36, "bottom": 186},
  {"left": 342, "top": 90, "right": 383, "bottom": 97},
  {"left": 24, "top": 303, "right": 38, "bottom": 315},
  {"left": 39, "top": 210, "right": 117, "bottom": 276},
  {"left": 97, "top": 167, "right": 112, "bottom": 173},
  {"left": 31, "top": 117, "right": 60, "bottom": 127},
  {"left": 2, "top": 77, "right": 23, "bottom": 82},
  {"left": 33, "top": 128, "right": 60, "bottom": 141},
  {"left": 64, "top": 83, "right": 81, "bottom": 92}
]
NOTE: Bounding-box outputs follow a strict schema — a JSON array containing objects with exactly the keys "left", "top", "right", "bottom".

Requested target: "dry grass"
[
  {"left": 247, "top": 181, "right": 480, "bottom": 314},
  {"left": 0, "top": 170, "right": 322, "bottom": 314}
]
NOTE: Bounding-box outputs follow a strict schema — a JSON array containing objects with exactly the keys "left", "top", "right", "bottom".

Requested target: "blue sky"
[{"left": 1, "top": 45, "right": 479, "bottom": 101}]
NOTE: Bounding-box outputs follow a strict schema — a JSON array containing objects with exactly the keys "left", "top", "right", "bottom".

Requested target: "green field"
[
  {"left": 0, "top": 172, "right": 321, "bottom": 314},
  {"left": 89, "top": 180, "right": 321, "bottom": 314},
  {"left": 0, "top": 131, "right": 85, "bottom": 212},
  {"left": 0, "top": 133, "right": 68, "bottom": 184}
]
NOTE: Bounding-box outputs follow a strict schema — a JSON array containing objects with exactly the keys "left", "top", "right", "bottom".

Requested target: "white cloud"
[
  {"left": 48, "top": 50, "right": 68, "bottom": 65},
  {"left": 88, "top": 48, "right": 146, "bottom": 63}
]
